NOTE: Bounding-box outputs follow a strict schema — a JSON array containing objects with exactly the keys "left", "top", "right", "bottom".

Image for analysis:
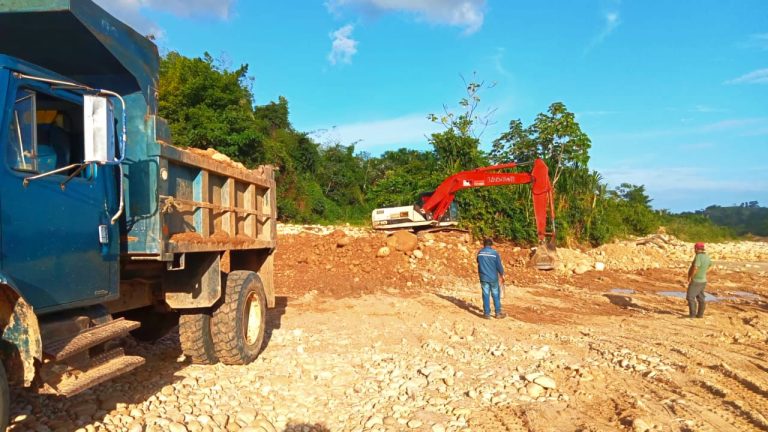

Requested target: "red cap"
[{"left": 694, "top": 242, "right": 705, "bottom": 250}]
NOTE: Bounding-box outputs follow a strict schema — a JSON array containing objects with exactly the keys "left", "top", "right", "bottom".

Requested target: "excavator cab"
[{"left": 416, "top": 192, "right": 458, "bottom": 223}]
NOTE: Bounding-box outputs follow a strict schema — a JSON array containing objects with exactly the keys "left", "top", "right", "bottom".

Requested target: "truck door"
[{"left": 0, "top": 84, "right": 118, "bottom": 313}]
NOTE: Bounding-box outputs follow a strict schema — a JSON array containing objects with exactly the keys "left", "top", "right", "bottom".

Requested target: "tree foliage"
[{"left": 158, "top": 55, "right": 739, "bottom": 244}]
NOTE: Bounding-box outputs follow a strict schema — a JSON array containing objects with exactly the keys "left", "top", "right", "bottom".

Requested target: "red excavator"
[{"left": 371, "top": 158, "right": 557, "bottom": 269}]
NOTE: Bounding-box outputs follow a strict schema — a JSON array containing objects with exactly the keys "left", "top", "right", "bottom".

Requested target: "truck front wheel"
[
  {"left": 0, "top": 364, "right": 9, "bottom": 430},
  {"left": 179, "top": 311, "right": 218, "bottom": 364},
  {"left": 211, "top": 271, "right": 266, "bottom": 365}
]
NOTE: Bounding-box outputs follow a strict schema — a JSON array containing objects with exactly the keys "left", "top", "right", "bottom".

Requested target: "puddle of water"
[
  {"left": 609, "top": 288, "right": 635, "bottom": 294},
  {"left": 658, "top": 291, "right": 719, "bottom": 302},
  {"left": 730, "top": 291, "right": 763, "bottom": 300}
]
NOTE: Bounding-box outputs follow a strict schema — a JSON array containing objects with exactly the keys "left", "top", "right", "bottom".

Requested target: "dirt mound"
[
  {"left": 275, "top": 224, "right": 768, "bottom": 300},
  {"left": 275, "top": 224, "right": 565, "bottom": 300},
  {"left": 186, "top": 147, "right": 249, "bottom": 171}
]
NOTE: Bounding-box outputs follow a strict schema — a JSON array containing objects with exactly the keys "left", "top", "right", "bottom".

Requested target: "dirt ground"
[
  {"left": 272, "top": 226, "right": 768, "bottom": 431},
  {"left": 7, "top": 225, "right": 767, "bottom": 432}
]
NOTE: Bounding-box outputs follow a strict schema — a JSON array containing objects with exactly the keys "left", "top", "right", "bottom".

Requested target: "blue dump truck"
[{"left": 0, "top": 0, "right": 278, "bottom": 426}]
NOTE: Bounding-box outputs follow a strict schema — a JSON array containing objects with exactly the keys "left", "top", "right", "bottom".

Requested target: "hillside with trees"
[
  {"left": 158, "top": 52, "right": 742, "bottom": 245},
  {"left": 702, "top": 203, "right": 767, "bottom": 236}
]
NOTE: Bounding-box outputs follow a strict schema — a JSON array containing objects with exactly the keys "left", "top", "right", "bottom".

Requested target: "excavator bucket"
[{"left": 531, "top": 238, "right": 557, "bottom": 271}]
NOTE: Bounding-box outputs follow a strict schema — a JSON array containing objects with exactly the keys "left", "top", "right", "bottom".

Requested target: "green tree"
[
  {"left": 491, "top": 102, "right": 596, "bottom": 244},
  {"left": 491, "top": 102, "right": 591, "bottom": 185},
  {"left": 159, "top": 51, "right": 265, "bottom": 166},
  {"left": 427, "top": 78, "right": 494, "bottom": 172}
]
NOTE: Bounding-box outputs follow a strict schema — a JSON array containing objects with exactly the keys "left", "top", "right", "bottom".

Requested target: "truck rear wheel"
[
  {"left": 0, "top": 364, "right": 9, "bottom": 430},
  {"left": 179, "top": 311, "right": 217, "bottom": 364},
  {"left": 211, "top": 271, "right": 266, "bottom": 365}
]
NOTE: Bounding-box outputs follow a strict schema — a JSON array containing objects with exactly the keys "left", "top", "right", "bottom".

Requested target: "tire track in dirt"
[
  {"left": 468, "top": 406, "right": 527, "bottom": 432},
  {"left": 492, "top": 406, "right": 530, "bottom": 432},
  {"left": 647, "top": 338, "right": 768, "bottom": 431},
  {"left": 587, "top": 334, "right": 760, "bottom": 431}
]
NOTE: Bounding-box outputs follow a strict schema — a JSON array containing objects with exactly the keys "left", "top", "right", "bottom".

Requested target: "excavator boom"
[{"left": 420, "top": 159, "right": 555, "bottom": 242}]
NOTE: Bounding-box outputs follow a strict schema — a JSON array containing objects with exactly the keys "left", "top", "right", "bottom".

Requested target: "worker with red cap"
[{"left": 686, "top": 242, "right": 712, "bottom": 318}]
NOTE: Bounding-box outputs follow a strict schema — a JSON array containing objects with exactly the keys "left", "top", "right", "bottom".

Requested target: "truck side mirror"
[{"left": 83, "top": 95, "right": 116, "bottom": 163}]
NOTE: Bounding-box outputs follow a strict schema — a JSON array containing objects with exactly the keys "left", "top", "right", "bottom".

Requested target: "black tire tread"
[
  {"left": 211, "top": 270, "right": 266, "bottom": 365},
  {"left": 179, "top": 312, "right": 217, "bottom": 364},
  {"left": 0, "top": 364, "right": 8, "bottom": 431}
]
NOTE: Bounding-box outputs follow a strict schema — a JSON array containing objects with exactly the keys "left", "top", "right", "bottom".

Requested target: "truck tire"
[
  {"left": 179, "top": 311, "right": 217, "bottom": 364},
  {"left": 0, "top": 364, "right": 9, "bottom": 430},
  {"left": 211, "top": 271, "right": 266, "bottom": 365}
]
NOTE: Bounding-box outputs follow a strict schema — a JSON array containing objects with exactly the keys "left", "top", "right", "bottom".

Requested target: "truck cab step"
[
  {"left": 43, "top": 318, "right": 140, "bottom": 361},
  {"left": 40, "top": 350, "right": 145, "bottom": 397}
]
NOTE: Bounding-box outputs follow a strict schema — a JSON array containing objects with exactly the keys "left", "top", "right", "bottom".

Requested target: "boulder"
[
  {"left": 533, "top": 376, "right": 556, "bottom": 389},
  {"left": 377, "top": 247, "right": 391, "bottom": 257},
  {"left": 525, "top": 382, "right": 545, "bottom": 398},
  {"left": 573, "top": 264, "right": 591, "bottom": 275},
  {"left": 387, "top": 231, "right": 419, "bottom": 252}
]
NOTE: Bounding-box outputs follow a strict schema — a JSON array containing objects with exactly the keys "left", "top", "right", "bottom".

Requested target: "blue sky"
[{"left": 97, "top": 0, "right": 767, "bottom": 212}]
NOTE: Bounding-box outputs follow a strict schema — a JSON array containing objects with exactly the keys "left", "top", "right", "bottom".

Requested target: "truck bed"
[{"left": 124, "top": 141, "right": 276, "bottom": 258}]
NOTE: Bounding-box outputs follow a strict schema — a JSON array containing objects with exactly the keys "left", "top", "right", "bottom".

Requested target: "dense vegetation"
[
  {"left": 693, "top": 203, "right": 766, "bottom": 237},
  {"left": 158, "top": 52, "right": 750, "bottom": 245}
]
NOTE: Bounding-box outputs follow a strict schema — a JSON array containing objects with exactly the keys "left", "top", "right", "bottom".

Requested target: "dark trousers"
[{"left": 687, "top": 281, "right": 707, "bottom": 317}]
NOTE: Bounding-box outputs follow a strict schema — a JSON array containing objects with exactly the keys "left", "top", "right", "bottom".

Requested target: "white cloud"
[
  {"left": 748, "top": 33, "right": 768, "bottom": 50},
  {"left": 328, "top": 25, "right": 359, "bottom": 65},
  {"left": 600, "top": 166, "right": 768, "bottom": 193},
  {"left": 678, "top": 141, "right": 716, "bottom": 151},
  {"left": 491, "top": 47, "right": 512, "bottom": 78},
  {"left": 327, "top": 0, "right": 486, "bottom": 34},
  {"left": 595, "top": 117, "right": 768, "bottom": 141},
  {"left": 585, "top": 10, "right": 621, "bottom": 53},
  {"left": 725, "top": 68, "right": 768, "bottom": 85},
  {"left": 93, "top": 0, "right": 235, "bottom": 37},
  {"left": 598, "top": 166, "right": 768, "bottom": 211},
  {"left": 311, "top": 113, "right": 443, "bottom": 151},
  {"left": 691, "top": 105, "right": 725, "bottom": 113}
]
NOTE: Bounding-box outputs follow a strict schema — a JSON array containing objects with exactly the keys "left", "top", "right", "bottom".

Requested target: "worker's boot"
[
  {"left": 696, "top": 300, "right": 705, "bottom": 318},
  {"left": 495, "top": 312, "right": 507, "bottom": 319},
  {"left": 687, "top": 299, "right": 697, "bottom": 318}
]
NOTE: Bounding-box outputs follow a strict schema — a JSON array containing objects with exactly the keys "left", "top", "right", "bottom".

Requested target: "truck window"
[
  {"left": 6, "top": 88, "right": 87, "bottom": 176},
  {"left": 7, "top": 89, "right": 36, "bottom": 172}
]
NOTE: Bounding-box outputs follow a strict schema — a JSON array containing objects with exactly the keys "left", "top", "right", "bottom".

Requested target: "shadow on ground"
[
  {"left": 9, "top": 297, "right": 292, "bottom": 431},
  {"left": 603, "top": 294, "right": 678, "bottom": 316},
  {"left": 9, "top": 332, "right": 186, "bottom": 431},
  {"left": 434, "top": 293, "right": 485, "bottom": 318},
  {"left": 284, "top": 423, "right": 331, "bottom": 432},
  {"left": 263, "top": 295, "right": 289, "bottom": 349}
]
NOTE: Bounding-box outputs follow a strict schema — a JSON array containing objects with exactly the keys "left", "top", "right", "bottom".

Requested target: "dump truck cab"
[
  {"left": 0, "top": 53, "right": 122, "bottom": 312},
  {"left": 0, "top": 2, "right": 278, "bottom": 428}
]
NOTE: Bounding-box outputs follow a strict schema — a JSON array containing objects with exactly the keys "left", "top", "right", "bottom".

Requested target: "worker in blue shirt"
[{"left": 477, "top": 238, "right": 506, "bottom": 319}]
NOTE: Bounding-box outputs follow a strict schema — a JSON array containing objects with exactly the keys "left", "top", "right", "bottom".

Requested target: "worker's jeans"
[
  {"left": 687, "top": 281, "right": 707, "bottom": 318},
  {"left": 480, "top": 281, "right": 502, "bottom": 316}
]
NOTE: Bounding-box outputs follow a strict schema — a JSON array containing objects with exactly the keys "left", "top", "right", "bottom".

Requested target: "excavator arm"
[{"left": 419, "top": 158, "right": 556, "bottom": 243}]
